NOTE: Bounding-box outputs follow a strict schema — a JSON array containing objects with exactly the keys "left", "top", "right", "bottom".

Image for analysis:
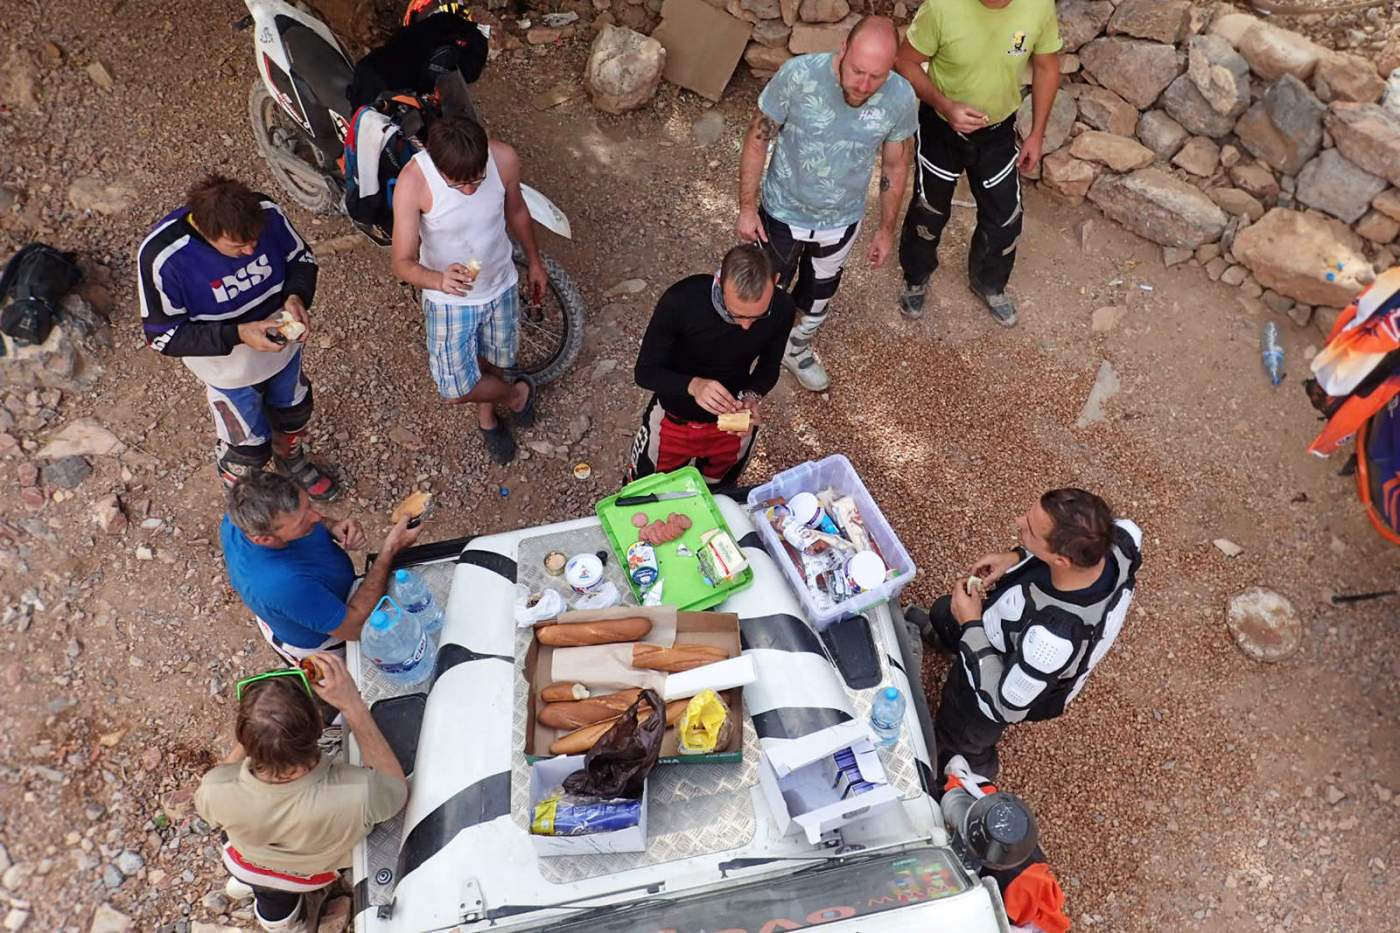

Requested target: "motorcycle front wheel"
[
  {"left": 248, "top": 82, "right": 342, "bottom": 214},
  {"left": 512, "top": 243, "right": 585, "bottom": 387}
]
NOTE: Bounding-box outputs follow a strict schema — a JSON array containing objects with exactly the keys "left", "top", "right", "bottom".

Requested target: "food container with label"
[
  {"left": 845, "top": 551, "right": 886, "bottom": 594},
  {"left": 563, "top": 553, "right": 605, "bottom": 594}
]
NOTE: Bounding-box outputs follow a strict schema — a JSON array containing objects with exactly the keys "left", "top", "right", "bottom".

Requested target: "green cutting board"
[{"left": 596, "top": 467, "right": 753, "bottom": 611}]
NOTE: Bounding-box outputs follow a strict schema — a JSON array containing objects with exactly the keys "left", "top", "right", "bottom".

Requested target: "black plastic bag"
[
  {"left": 0, "top": 243, "right": 82, "bottom": 346},
  {"left": 562, "top": 688, "right": 664, "bottom": 800}
]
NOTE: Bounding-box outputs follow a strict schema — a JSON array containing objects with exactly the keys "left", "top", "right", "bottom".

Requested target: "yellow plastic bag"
[{"left": 678, "top": 689, "right": 731, "bottom": 755}]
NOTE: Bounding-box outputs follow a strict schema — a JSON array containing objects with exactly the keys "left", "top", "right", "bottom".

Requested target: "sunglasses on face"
[{"left": 235, "top": 667, "right": 313, "bottom": 702}]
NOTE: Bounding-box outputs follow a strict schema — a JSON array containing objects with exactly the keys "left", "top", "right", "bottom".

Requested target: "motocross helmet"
[{"left": 962, "top": 792, "right": 1038, "bottom": 870}]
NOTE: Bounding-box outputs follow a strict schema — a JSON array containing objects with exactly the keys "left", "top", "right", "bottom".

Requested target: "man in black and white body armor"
[{"left": 907, "top": 488, "right": 1143, "bottom": 779}]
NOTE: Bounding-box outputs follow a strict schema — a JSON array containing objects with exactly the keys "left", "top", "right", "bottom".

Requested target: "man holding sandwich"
[
  {"left": 138, "top": 174, "right": 337, "bottom": 498},
  {"left": 626, "top": 245, "right": 794, "bottom": 486}
]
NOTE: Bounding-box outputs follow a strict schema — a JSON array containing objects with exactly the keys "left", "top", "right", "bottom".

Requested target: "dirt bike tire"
[
  {"left": 512, "top": 243, "right": 585, "bottom": 387},
  {"left": 248, "top": 82, "right": 342, "bottom": 215}
]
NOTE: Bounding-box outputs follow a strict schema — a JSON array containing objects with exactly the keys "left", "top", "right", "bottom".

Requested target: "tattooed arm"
[
  {"left": 869, "top": 137, "right": 913, "bottom": 267},
  {"left": 738, "top": 108, "right": 782, "bottom": 243}
]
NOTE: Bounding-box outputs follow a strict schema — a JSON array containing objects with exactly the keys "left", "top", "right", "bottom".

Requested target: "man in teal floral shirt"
[{"left": 737, "top": 16, "right": 917, "bottom": 392}]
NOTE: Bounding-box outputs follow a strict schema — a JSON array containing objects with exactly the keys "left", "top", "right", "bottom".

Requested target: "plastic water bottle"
[
  {"left": 361, "top": 598, "right": 431, "bottom": 689},
  {"left": 869, "top": 686, "right": 906, "bottom": 748},
  {"left": 391, "top": 569, "right": 443, "bottom": 639},
  {"left": 1261, "top": 321, "right": 1284, "bottom": 387}
]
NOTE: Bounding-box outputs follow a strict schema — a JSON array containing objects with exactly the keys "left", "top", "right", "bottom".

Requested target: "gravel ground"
[{"left": 0, "top": 1, "right": 1397, "bottom": 931}]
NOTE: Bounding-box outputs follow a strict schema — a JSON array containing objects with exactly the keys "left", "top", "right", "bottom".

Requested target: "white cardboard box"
[
  {"left": 757, "top": 719, "right": 900, "bottom": 845},
  {"left": 528, "top": 754, "right": 649, "bottom": 857}
]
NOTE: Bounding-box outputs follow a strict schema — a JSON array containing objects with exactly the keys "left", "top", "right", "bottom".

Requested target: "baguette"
[
  {"left": 536, "top": 616, "right": 652, "bottom": 647},
  {"left": 540, "top": 682, "right": 590, "bottom": 703},
  {"left": 631, "top": 643, "right": 730, "bottom": 672},
  {"left": 538, "top": 689, "right": 643, "bottom": 729},
  {"left": 547, "top": 700, "right": 687, "bottom": 755}
]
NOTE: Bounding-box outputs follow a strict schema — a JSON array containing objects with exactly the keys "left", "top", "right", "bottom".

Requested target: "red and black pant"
[
  {"left": 900, "top": 105, "right": 1023, "bottom": 297},
  {"left": 626, "top": 395, "right": 756, "bottom": 487}
]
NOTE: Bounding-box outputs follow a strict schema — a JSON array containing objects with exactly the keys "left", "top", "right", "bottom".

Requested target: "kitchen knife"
[{"left": 616, "top": 491, "right": 699, "bottom": 507}]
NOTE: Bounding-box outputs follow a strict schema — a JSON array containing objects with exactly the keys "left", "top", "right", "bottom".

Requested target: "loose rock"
[
  {"left": 1237, "top": 22, "right": 1324, "bottom": 83},
  {"left": 1040, "top": 150, "right": 1101, "bottom": 204},
  {"left": 40, "top": 455, "right": 91, "bottom": 489},
  {"left": 1106, "top": 0, "right": 1190, "bottom": 46},
  {"left": 1091, "top": 305, "right": 1128, "bottom": 332},
  {"left": 1070, "top": 131, "right": 1155, "bottom": 172},
  {"left": 1186, "top": 34, "right": 1251, "bottom": 117},
  {"left": 1226, "top": 587, "right": 1301, "bottom": 662},
  {"left": 1209, "top": 187, "right": 1265, "bottom": 222},
  {"left": 1230, "top": 162, "right": 1280, "bottom": 201},
  {"left": 1080, "top": 37, "right": 1183, "bottom": 110},
  {"left": 1161, "top": 74, "right": 1240, "bottom": 138},
  {"left": 1171, "top": 136, "right": 1219, "bottom": 177},
  {"left": 1074, "top": 85, "right": 1138, "bottom": 137},
  {"left": 584, "top": 25, "right": 665, "bottom": 115},
  {"left": 1313, "top": 52, "right": 1384, "bottom": 105},
  {"left": 1016, "top": 92, "right": 1077, "bottom": 154},
  {"left": 67, "top": 177, "right": 137, "bottom": 216},
  {"left": 1356, "top": 210, "right": 1400, "bottom": 245},
  {"left": 1136, "top": 109, "right": 1189, "bottom": 160},
  {"left": 1325, "top": 102, "right": 1400, "bottom": 187},
  {"left": 90, "top": 904, "right": 133, "bottom": 933},
  {"left": 1087, "top": 168, "right": 1228, "bottom": 248},
  {"left": 1075, "top": 360, "right": 1121, "bottom": 428},
  {"left": 1295, "top": 149, "right": 1387, "bottom": 224},
  {"left": 1234, "top": 75, "right": 1325, "bottom": 176},
  {"left": 1231, "top": 208, "right": 1371, "bottom": 307},
  {"left": 1058, "top": 0, "right": 1114, "bottom": 54}
]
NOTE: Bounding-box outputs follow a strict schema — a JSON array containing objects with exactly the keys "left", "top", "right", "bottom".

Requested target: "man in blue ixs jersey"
[{"left": 137, "top": 175, "right": 338, "bottom": 499}]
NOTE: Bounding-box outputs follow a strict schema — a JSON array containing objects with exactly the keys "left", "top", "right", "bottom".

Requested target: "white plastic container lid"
[
  {"left": 787, "top": 491, "right": 821, "bottom": 527},
  {"left": 846, "top": 551, "right": 886, "bottom": 592},
  {"left": 563, "top": 553, "right": 604, "bottom": 593}
]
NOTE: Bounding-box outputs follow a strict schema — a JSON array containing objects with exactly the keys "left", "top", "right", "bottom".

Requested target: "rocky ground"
[{"left": 0, "top": 1, "right": 1397, "bottom": 931}]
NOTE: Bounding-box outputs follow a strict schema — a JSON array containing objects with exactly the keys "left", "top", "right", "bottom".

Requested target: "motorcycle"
[{"left": 235, "top": 0, "right": 584, "bottom": 385}]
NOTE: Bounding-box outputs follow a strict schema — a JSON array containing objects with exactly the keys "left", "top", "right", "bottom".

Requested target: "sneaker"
[
  {"left": 898, "top": 282, "right": 927, "bottom": 319},
  {"left": 275, "top": 449, "right": 340, "bottom": 502},
  {"left": 783, "top": 336, "right": 830, "bottom": 392},
  {"left": 479, "top": 423, "right": 517, "bottom": 464},
  {"left": 971, "top": 286, "right": 1018, "bottom": 327}
]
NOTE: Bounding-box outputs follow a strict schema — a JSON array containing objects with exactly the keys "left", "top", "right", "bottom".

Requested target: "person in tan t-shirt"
[{"left": 196, "top": 653, "right": 407, "bottom": 932}]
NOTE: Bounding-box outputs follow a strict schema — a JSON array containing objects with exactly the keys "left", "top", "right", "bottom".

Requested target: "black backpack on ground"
[{"left": 0, "top": 243, "right": 82, "bottom": 347}]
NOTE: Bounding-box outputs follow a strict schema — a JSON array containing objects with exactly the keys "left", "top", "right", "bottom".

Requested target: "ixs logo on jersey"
[{"left": 211, "top": 254, "right": 273, "bottom": 303}]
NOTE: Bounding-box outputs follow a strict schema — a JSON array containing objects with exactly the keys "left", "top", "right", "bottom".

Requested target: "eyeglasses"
[
  {"left": 235, "top": 667, "right": 312, "bottom": 702},
  {"left": 448, "top": 173, "right": 488, "bottom": 191}
]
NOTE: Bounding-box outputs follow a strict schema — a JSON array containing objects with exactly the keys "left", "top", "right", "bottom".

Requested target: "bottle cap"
[
  {"left": 368, "top": 610, "right": 391, "bottom": 631},
  {"left": 883, "top": 687, "right": 898, "bottom": 701},
  {"left": 394, "top": 569, "right": 410, "bottom": 583}
]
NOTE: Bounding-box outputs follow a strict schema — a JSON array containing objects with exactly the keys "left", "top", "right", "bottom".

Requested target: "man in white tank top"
[{"left": 390, "top": 116, "right": 547, "bottom": 464}]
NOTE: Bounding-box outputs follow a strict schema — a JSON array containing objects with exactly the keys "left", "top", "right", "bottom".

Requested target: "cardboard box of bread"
[{"left": 523, "top": 605, "right": 746, "bottom": 765}]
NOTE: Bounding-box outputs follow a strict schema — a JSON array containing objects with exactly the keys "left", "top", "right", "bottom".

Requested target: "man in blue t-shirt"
[
  {"left": 221, "top": 472, "right": 421, "bottom": 662},
  {"left": 138, "top": 174, "right": 337, "bottom": 499},
  {"left": 737, "top": 16, "right": 917, "bottom": 392}
]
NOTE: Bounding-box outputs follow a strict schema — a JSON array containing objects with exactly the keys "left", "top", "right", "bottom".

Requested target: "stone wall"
[{"left": 1022, "top": 1, "right": 1400, "bottom": 328}]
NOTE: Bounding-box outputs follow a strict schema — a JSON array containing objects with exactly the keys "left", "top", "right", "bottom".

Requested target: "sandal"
[
  {"left": 479, "top": 423, "right": 517, "bottom": 465},
  {"left": 510, "top": 374, "right": 538, "bottom": 429}
]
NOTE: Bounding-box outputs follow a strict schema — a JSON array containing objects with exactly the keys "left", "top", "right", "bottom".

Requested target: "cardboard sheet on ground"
[{"left": 651, "top": 0, "right": 752, "bottom": 103}]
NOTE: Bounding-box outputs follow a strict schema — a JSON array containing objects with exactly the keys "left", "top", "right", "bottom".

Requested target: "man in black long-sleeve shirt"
[{"left": 627, "top": 245, "right": 795, "bottom": 486}]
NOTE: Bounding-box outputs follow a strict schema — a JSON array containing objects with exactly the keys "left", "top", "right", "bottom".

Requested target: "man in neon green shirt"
[{"left": 894, "top": 0, "right": 1061, "bottom": 326}]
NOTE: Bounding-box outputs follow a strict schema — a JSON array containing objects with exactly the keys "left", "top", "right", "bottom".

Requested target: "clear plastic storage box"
[{"left": 747, "top": 455, "right": 917, "bottom": 629}]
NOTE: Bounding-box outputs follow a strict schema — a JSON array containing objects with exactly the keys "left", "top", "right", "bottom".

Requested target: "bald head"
[{"left": 837, "top": 16, "right": 898, "bottom": 106}]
